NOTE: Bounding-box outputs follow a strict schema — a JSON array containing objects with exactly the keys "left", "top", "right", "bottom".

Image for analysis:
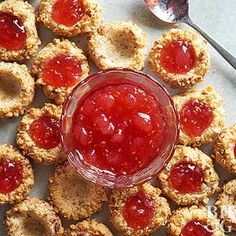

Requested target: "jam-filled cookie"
[
  {"left": 0, "top": 144, "right": 34, "bottom": 205},
  {"left": 32, "top": 39, "right": 89, "bottom": 105},
  {"left": 16, "top": 103, "right": 66, "bottom": 165},
  {"left": 158, "top": 145, "right": 219, "bottom": 205},
  {"left": 213, "top": 124, "right": 236, "bottom": 174},
  {"left": 88, "top": 21, "right": 147, "bottom": 70},
  {"left": 5, "top": 197, "right": 64, "bottom": 236},
  {"left": 149, "top": 29, "right": 210, "bottom": 90},
  {"left": 173, "top": 86, "right": 225, "bottom": 147},
  {"left": 216, "top": 179, "right": 236, "bottom": 231},
  {"left": 0, "top": 62, "right": 35, "bottom": 119},
  {"left": 0, "top": 0, "right": 40, "bottom": 61},
  {"left": 109, "top": 183, "right": 171, "bottom": 236},
  {"left": 48, "top": 161, "right": 107, "bottom": 221},
  {"left": 38, "top": 0, "right": 101, "bottom": 37},
  {"left": 65, "top": 220, "right": 113, "bottom": 236},
  {"left": 167, "top": 205, "right": 225, "bottom": 236}
]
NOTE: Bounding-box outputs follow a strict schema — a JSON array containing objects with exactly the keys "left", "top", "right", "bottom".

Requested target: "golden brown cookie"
[
  {"left": 16, "top": 103, "right": 66, "bottom": 165},
  {"left": 4, "top": 197, "right": 64, "bottom": 236},
  {"left": 88, "top": 21, "right": 147, "bottom": 70},
  {"left": 48, "top": 161, "right": 107, "bottom": 221},
  {"left": 216, "top": 179, "right": 236, "bottom": 231},
  {"left": 65, "top": 220, "right": 113, "bottom": 236},
  {"left": 167, "top": 205, "right": 225, "bottom": 236},
  {"left": 32, "top": 39, "right": 89, "bottom": 105},
  {"left": 173, "top": 86, "right": 225, "bottom": 147},
  {"left": 213, "top": 124, "right": 236, "bottom": 174},
  {"left": 149, "top": 29, "right": 210, "bottom": 90},
  {"left": 0, "top": 0, "right": 40, "bottom": 61},
  {"left": 0, "top": 144, "right": 34, "bottom": 205},
  {"left": 109, "top": 183, "right": 171, "bottom": 236},
  {"left": 0, "top": 62, "right": 35, "bottom": 119},
  {"left": 158, "top": 145, "right": 219, "bottom": 206},
  {"left": 38, "top": 0, "right": 101, "bottom": 37}
]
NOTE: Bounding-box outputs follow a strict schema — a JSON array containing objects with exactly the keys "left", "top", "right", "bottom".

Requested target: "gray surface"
[{"left": 0, "top": 0, "right": 236, "bottom": 235}]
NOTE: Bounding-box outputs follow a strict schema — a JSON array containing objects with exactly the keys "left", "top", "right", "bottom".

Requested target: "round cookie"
[
  {"left": 167, "top": 205, "right": 225, "bottom": 236},
  {"left": 173, "top": 86, "right": 225, "bottom": 147},
  {"left": 213, "top": 124, "right": 236, "bottom": 174},
  {"left": 4, "top": 197, "right": 64, "bottom": 236},
  {"left": 88, "top": 21, "right": 147, "bottom": 70},
  {"left": 32, "top": 39, "right": 89, "bottom": 105},
  {"left": 38, "top": 0, "right": 101, "bottom": 37},
  {"left": 109, "top": 183, "right": 171, "bottom": 236},
  {"left": 48, "top": 161, "right": 107, "bottom": 220},
  {"left": 216, "top": 179, "right": 236, "bottom": 231},
  {"left": 16, "top": 103, "right": 66, "bottom": 165},
  {"left": 0, "top": 144, "right": 34, "bottom": 205},
  {"left": 0, "top": 0, "right": 40, "bottom": 61},
  {"left": 65, "top": 220, "right": 113, "bottom": 236},
  {"left": 0, "top": 62, "right": 35, "bottom": 119},
  {"left": 158, "top": 145, "right": 219, "bottom": 205},
  {"left": 149, "top": 29, "right": 210, "bottom": 90}
]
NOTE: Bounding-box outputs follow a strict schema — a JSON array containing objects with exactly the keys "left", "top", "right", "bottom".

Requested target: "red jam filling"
[
  {"left": 234, "top": 144, "right": 236, "bottom": 157},
  {"left": 42, "top": 55, "right": 83, "bottom": 88},
  {"left": 0, "top": 12, "right": 26, "bottom": 51},
  {"left": 169, "top": 161, "right": 204, "bottom": 193},
  {"left": 71, "top": 83, "right": 167, "bottom": 176},
  {"left": 0, "top": 160, "right": 23, "bottom": 194},
  {"left": 52, "top": 0, "right": 85, "bottom": 27},
  {"left": 160, "top": 40, "right": 196, "bottom": 74},
  {"left": 29, "top": 116, "right": 60, "bottom": 149},
  {"left": 180, "top": 100, "right": 213, "bottom": 137},
  {"left": 181, "top": 220, "right": 212, "bottom": 236},
  {"left": 122, "top": 192, "right": 155, "bottom": 229}
]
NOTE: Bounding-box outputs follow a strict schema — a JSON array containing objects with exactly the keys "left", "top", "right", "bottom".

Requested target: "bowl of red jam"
[{"left": 61, "top": 68, "right": 179, "bottom": 188}]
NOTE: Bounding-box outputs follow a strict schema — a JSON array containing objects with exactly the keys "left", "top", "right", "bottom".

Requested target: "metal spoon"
[{"left": 144, "top": 0, "right": 236, "bottom": 70}]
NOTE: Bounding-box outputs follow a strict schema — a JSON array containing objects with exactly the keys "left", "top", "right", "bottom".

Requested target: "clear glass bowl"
[{"left": 60, "top": 68, "right": 179, "bottom": 188}]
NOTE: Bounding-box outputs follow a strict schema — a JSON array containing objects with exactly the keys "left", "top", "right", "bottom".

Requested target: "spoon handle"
[{"left": 185, "top": 18, "right": 236, "bottom": 70}]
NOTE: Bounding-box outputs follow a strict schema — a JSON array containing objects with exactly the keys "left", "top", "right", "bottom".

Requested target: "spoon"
[{"left": 144, "top": 0, "right": 236, "bottom": 70}]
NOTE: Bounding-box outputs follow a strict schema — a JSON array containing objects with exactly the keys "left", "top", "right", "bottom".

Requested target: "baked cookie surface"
[
  {"left": 158, "top": 145, "right": 219, "bottom": 205},
  {"left": 4, "top": 197, "right": 64, "bottom": 236},
  {"left": 88, "top": 21, "right": 147, "bottom": 70},
  {"left": 16, "top": 103, "right": 66, "bottom": 165},
  {"left": 109, "top": 183, "right": 171, "bottom": 236},
  {"left": 32, "top": 39, "right": 89, "bottom": 105},
  {"left": 0, "top": 144, "right": 34, "bottom": 205},
  {"left": 0, "top": 0, "right": 40, "bottom": 61},
  {"left": 48, "top": 161, "right": 107, "bottom": 220},
  {"left": 65, "top": 220, "right": 113, "bottom": 236},
  {"left": 213, "top": 124, "right": 236, "bottom": 174},
  {"left": 149, "top": 29, "right": 210, "bottom": 90},
  {"left": 38, "top": 0, "right": 101, "bottom": 37},
  {"left": 173, "top": 86, "right": 225, "bottom": 147},
  {"left": 0, "top": 62, "right": 35, "bottom": 119}
]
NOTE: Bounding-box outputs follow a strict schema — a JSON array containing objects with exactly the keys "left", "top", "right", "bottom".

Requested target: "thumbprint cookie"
[
  {"left": 48, "top": 161, "right": 107, "bottom": 221},
  {"left": 149, "top": 29, "right": 210, "bottom": 90},
  {"left": 216, "top": 179, "right": 236, "bottom": 231},
  {"left": 158, "top": 145, "right": 219, "bottom": 206},
  {"left": 5, "top": 197, "right": 64, "bottom": 236},
  {"left": 0, "top": 62, "right": 35, "bottom": 120},
  {"left": 0, "top": 144, "right": 34, "bottom": 205},
  {"left": 0, "top": 0, "right": 40, "bottom": 61},
  {"left": 38, "top": 0, "right": 101, "bottom": 37},
  {"left": 173, "top": 86, "right": 225, "bottom": 147},
  {"left": 65, "top": 220, "right": 113, "bottom": 236},
  {"left": 16, "top": 103, "right": 66, "bottom": 165},
  {"left": 32, "top": 39, "right": 89, "bottom": 105},
  {"left": 213, "top": 124, "right": 236, "bottom": 174},
  {"left": 88, "top": 21, "right": 147, "bottom": 70},
  {"left": 167, "top": 205, "right": 225, "bottom": 236},
  {"left": 109, "top": 183, "right": 171, "bottom": 236}
]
